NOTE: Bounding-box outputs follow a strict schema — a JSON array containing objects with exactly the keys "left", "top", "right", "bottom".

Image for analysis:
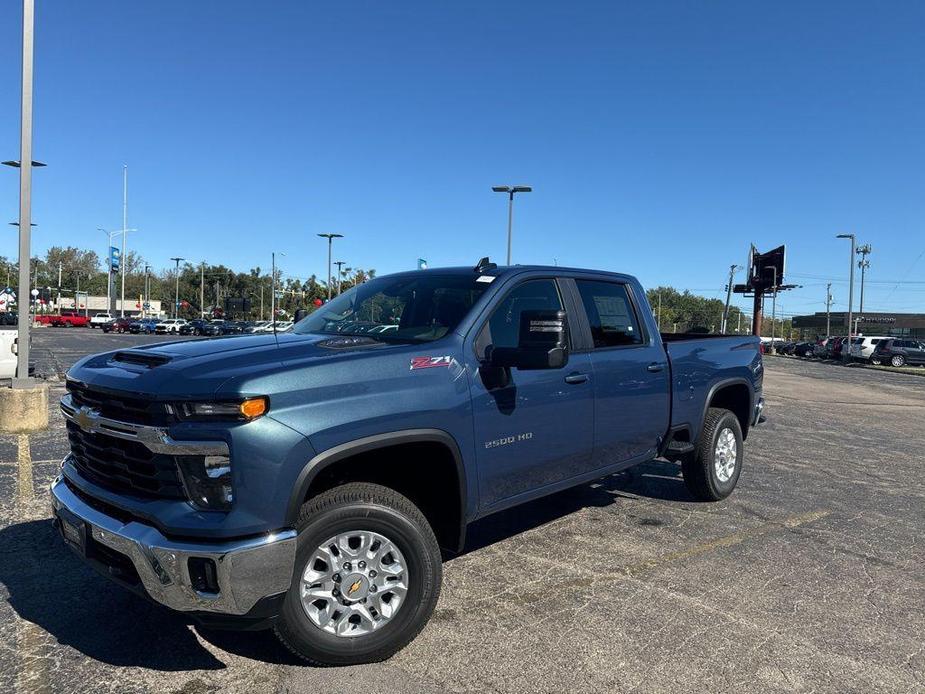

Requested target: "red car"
[
  {"left": 35, "top": 310, "right": 90, "bottom": 327},
  {"left": 101, "top": 317, "right": 133, "bottom": 333}
]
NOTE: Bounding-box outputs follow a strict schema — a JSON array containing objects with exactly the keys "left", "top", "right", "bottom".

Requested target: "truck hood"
[{"left": 67, "top": 332, "right": 397, "bottom": 399}]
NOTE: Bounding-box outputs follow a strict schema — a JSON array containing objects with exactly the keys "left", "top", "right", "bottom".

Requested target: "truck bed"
[{"left": 662, "top": 333, "right": 763, "bottom": 444}]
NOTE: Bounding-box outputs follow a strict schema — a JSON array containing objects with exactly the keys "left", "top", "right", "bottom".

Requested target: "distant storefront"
[{"left": 792, "top": 312, "right": 925, "bottom": 339}]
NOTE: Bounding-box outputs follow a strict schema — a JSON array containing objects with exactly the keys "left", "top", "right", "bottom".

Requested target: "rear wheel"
[
  {"left": 682, "top": 408, "right": 743, "bottom": 501},
  {"left": 275, "top": 482, "right": 442, "bottom": 666},
  {"left": 891, "top": 355, "right": 906, "bottom": 367}
]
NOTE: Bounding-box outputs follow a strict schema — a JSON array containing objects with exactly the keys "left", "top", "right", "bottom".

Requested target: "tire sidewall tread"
[{"left": 682, "top": 407, "right": 744, "bottom": 502}]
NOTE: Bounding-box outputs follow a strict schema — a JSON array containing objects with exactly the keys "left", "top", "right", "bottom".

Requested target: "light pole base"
[{"left": 0, "top": 381, "right": 48, "bottom": 433}]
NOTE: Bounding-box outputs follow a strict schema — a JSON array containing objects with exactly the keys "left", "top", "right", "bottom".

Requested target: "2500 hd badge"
[{"left": 51, "top": 260, "right": 763, "bottom": 666}]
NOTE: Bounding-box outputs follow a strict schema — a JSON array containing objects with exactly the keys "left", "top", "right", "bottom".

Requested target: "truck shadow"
[
  {"left": 0, "top": 459, "right": 688, "bottom": 670},
  {"left": 0, "top": 518, "right": 296, "bottom": 670},
  {"left": 461, "top": 458, "right": 690, "bottom": 555}
]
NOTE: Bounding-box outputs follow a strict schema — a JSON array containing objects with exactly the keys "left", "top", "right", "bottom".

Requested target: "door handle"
[
  {"left": 647, "top": 362, "right": 665, "bottom": 373},
  {"left": 564, "top": 372, "right": 589, "bottom": 384}
]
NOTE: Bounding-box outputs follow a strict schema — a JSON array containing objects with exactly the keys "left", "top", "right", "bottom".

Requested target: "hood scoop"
[{"left": 111, "top": 350, "right": 172, "bottom": 368}]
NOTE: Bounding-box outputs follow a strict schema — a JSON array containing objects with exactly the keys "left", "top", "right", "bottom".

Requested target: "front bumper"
[{"left": 50, "top": 475, "right": 296, "bottom": 615}]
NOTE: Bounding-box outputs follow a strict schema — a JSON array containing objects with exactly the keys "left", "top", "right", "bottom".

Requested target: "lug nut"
[
  {"left": 368, "top": 570, "right": 377, "bottom": 578},
  {"left": 369, "top": 585, "right": 377, "bottom": 593},
  {"left": 333, "top": 573, "right": 341, "bottom": 583},
  {"left": 358, "top": 561, "right": 366, "bottom": 569},
  {"left": 332, "top": 588, "right": 340, "bottom": 596},
  {"left": 343, "top": 562, "right": 351, "bottom": 571}
]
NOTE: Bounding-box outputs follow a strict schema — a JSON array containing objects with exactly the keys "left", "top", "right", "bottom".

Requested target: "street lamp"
[
  {"left": 836, "top": 234, "right": 856, "bottom": 363},
  {"left": 334, "top": 261, "right": 345, "bottom": 295},
  {"left": 170, "top": 257, "right": 184, "bottom": 318},
  {"left": 491, "top": 185, "right": 532, "bottom": 265},
  {"left": 271, "top": 251, "right": 286, "bottom": 329},
  {"left": 317, "top": 234, "right": 344, "bottom": 301},
  {"left": 856, "top": 244, "right": 872, "bottom": 314}
]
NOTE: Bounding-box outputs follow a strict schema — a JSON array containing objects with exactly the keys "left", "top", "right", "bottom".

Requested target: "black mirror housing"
[{"left": 488, "top": 309, "right": 569, "bottom": 370}]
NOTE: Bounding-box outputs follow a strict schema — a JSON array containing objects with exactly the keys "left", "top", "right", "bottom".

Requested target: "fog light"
[{"left": 177, "top": 454, "right": 233, "bottom": 511}]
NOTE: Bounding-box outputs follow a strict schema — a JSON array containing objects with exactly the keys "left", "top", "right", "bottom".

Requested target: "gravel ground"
[{"left": 0, "top": 331, "right": 922, "bottom": 693}]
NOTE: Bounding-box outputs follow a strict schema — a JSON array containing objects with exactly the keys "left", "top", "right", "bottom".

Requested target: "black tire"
[
  {"left": 682, "top": 407, "right": 743, "bottom": 501},
  {"left": 890, "top": 355, "right": 906, "bottom": 367},
  {"left": 274, "top": 482, "right": 442, "bottom": 666},
  {"left": 869, "top": 356, "right": 882, "bottom": 366}
]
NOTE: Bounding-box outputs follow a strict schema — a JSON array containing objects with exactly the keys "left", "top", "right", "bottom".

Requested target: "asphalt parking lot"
[{"left": 1, "top": 330, "right": 923, "bottom": 693}]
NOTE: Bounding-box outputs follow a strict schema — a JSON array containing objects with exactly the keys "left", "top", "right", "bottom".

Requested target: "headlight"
[
  {"left": 177, "top": 454, "right": 233, "bottom": 511},
  {"left": 178, "top": 396, "right": 269, "bottom": 421}
]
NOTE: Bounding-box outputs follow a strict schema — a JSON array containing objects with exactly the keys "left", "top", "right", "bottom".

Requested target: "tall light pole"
[
  {"left": 334, "top": 260, "right": 345, "bottom": 295},
  {"left": 317, "top": 234, "right": 343, "bottom": 301},
  {"left": 99, "top": 226, "right": 135, "bottom": 313},
  {"left": 856, "top": 244, "right": 871, "bottom": 315},
  {"left": 721, "top": 264, "right": 740, "bottom": 334},
  {"left": 492, "top": 185, "right": 532, "bottom": 265},
  {"left": 170, "top": 257, "right": 184, "bottom": 318},
  {"left": 836, "top": 234, "right": 856, "bottom": 363},
  {"left": 271, "top": 251, "right": 285, "bottom": 328},
  {"left": 2, "top": 0, "right": 46, "bottom": 384},
  {"left": 120, "top": 166, "right": 130, "bottom": 316},
  {"left": 825, "top": 283, "right": 833, "bottom": 337},
  {"left": 200, "top": 261, "right": 206, "bottom": 318},
  {"left": 143, "top": 264, "right": 150, "bottom": 316}
]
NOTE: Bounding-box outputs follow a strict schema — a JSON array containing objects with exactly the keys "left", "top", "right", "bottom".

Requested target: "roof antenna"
[{"left": 474, "top": 257, "right": 497, "bottom": 273}]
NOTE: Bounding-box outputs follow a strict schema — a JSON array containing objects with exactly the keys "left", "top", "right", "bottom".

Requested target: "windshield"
[{"left": 293, "top": 273, "right": 490, "bottom": 342}]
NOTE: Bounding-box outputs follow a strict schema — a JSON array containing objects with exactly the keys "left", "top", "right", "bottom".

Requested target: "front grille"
[
  {"left": 66, "top": 381, "right": 175, "bottom": 426},
  {"left": 66, "top": 420, "right": 186, "bottom": 499}
]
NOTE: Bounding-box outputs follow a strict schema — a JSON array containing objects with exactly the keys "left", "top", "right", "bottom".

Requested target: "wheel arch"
[
  {"left": 286, "top": 429, "right": 468, "bottom": 553},
  {"left": 702, "top": 378, "right": 754, "bottom": 441}
]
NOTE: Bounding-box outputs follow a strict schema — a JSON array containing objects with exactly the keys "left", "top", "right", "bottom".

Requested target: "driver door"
[{"left": 468, "top": 278, "right": 595, "bottom": 509}]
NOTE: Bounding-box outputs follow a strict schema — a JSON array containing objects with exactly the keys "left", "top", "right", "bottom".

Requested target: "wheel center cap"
[{"left": 342, "top": 573, "right": 369, "bottom": 600}]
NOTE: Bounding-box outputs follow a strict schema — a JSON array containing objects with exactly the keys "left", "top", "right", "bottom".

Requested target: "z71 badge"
[{"left": 410, "top": 355, "right": 453, "bottom": 370}]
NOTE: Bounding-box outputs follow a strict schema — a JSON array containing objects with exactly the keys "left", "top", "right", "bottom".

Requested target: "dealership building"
[{"left": 791, "top": 312, "right": 925, "bottom": 340}]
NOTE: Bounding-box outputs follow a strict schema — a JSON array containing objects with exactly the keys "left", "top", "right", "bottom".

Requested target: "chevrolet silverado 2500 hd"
[{"left": 51, "top": 259, "right": 764, "bottom": 665}]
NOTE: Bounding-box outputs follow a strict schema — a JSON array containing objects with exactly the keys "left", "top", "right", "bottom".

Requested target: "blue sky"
[{"left": 1, "top": 1, "right": 923, "bottom": 317}]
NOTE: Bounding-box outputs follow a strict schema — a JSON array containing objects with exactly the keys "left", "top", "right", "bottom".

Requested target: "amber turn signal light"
[{"left": 239, "top": 396, "right": 269, "bottom": 419}]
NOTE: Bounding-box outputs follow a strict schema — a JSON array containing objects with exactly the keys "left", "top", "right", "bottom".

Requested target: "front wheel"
[
  {"left": 682, "top": 408, "right": 743, "bottom": 501},
  {"left": 869, "top": 355, "right": 882, "bottom": 366},
  {"left": 275, "top": 482, "right": 442, "bottom": 666}
]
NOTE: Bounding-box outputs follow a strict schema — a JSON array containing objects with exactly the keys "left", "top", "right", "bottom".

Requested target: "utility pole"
[
  {"left": 143, "top": 264, "right": 150, "bottom": 316},
  {"left": 334, "top": 260, "right": 345, "bottom": 295},
  {"left": 271, "top": 252, "right": 285, "bottom": 328},
  {"left": 856, "top": 244, "right": 871, "bottom": 314},
  {"left": 836, "top": 234, "right": 856, "bottom": 364},
  {"left": 825, "top": 283, "right": 833, "bottom": 337},
  {"left": 721, "top": 264, "right": 739, "bottom": 333},
  {"left": 656, "top": 292, "right": 662, "bottom": 331},
  {"left": 170, "top": 257, "right": 184, "bottom": 318},
  {"left": 259, "top": 284, "right": 264, "bottom": 321}
]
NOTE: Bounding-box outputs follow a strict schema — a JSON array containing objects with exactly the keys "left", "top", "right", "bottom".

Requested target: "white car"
[
  {"left": 0, "top": 330, "right": 16, "bottom": 378},
  {"left": 259, "top": 321, "right": 293, "bottom": 333},
  {"left": 89, "top": 313, "right": 112, "bottom": 329},
  {"left": 155, "top": 318, "right": 187, "bottom": 334},
  {"left": 849, "top": 336, "right": 889, "bottom": 362}
]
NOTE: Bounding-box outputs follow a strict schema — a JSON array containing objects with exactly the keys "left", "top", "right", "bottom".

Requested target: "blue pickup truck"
[{"left": 51, "top": 259, "right": 764, "bottom": 665}]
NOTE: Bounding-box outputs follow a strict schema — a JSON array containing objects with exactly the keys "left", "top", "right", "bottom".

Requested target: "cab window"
[{"left": 575, "top": 280, "right": 644, "bottom": 347}]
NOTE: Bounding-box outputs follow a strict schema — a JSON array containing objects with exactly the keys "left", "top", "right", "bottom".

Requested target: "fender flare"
[
  {"left": 285, "top": 429, "right": 469, "bottom": 550},
  {"left": 700, "top": 377, "right": 755, "bottom": 441}
]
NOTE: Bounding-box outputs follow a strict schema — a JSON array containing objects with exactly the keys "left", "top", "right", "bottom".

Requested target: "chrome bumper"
[
  {"left": 50, "top": 475, "right": 297, "bottom": 615},
  {"left": 752, "top": 395, "right": 765, "bottom": 426}
]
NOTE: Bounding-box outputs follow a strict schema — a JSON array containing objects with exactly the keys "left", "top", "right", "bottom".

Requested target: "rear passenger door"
[{"left": 572, "top": 278, "right": 670, "bottom": 467}]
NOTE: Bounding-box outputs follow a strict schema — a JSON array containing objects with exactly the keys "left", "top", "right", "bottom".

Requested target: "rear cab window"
[{"left": 574, "top": 280, "right": 644, "bottom": 348}]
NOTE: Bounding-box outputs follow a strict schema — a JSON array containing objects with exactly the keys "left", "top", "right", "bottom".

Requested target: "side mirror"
[{"left": 489, "top": 309, "right": 569, "bottom": 370}]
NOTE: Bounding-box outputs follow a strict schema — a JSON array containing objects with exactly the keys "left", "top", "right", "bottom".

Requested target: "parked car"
[
  {"left": 101, "top": 317, "right": 133, "bottom": 333},
  {"left": 848, "top": 336, "right": 889, "bottom": 362},
  {"left": 34, "top": 310, "right": 90, "bottom": 328},
  {"left": 54, "top": 261, "right": 764, "bottom": 665},
  {"left": 243, "top": 320, "right": 270, "bottom": 333},
  {"left": 792, "top": 342, "right": 815, "bottom": 357},
  {"left": 128, "top": 318, "right": 160, "bottom": 334},
  {"left": 89, "top": 313, "right": 113, "bottom": 328},
  {"left": 871, "top": 338, "right": 925, "bottom": 367},
  {"left": 155, "top": 318, "right": 187, "bottom": 334},
  {"left": 179, "top": 319, "right": 210, "bottom": 336},
  {"left": 0, "top": 312, "right": 17, "bottom": 326},
  {"left": 200, "top": 320, "right": 225, "bottom": 336}
]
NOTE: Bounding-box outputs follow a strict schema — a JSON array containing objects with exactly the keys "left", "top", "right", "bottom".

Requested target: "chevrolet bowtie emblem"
[
  {"left": 348, "top": 579, "right": 363, "bottom": 595},
  {"left": 74, "top": 407, "right": 100, "bottom": 433}
]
